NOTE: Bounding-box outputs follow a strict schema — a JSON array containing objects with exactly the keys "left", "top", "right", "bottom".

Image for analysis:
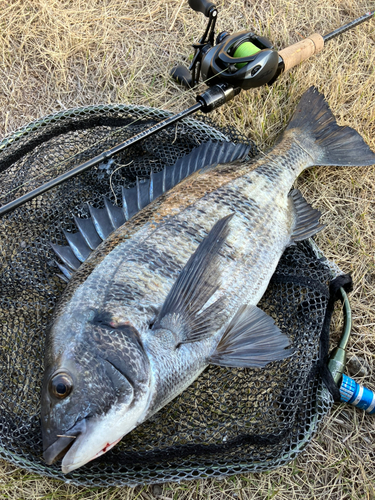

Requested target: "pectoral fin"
[
  {"left": 209, "top": 305, "right": 293, "bottom": 368},
  {"left": 152, "top": 214, "right": 233, "bottom": 344}
]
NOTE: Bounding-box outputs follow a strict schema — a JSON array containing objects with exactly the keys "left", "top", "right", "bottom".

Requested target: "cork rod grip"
[{"left": 279, "top": 33, "right": 324, "bottom": 72}]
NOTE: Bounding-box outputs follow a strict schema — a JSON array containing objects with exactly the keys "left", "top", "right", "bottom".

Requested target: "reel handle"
[
  {"left": 188, "top": 0, "right": 216, "bottom": 16},
  {"left": 279, "top": 33, "right": 324, "bottom": 71}
]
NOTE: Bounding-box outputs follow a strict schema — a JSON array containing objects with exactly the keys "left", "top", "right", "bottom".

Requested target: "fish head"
[{"left": 41, "top": 311, "right": 151, "bottom": 473}]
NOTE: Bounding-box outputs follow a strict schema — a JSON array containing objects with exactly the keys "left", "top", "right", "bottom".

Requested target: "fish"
[{"left": 41, "top": 87, "right": 375, "bottom": 473}]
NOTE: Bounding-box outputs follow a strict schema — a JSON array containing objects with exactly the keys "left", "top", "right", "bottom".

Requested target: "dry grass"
[{"left": 1, "top": 0, "right": 375, "bottom": 498}]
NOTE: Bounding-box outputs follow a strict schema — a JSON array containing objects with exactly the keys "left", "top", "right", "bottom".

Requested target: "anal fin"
[
  {"left": 290, "top": 189, "right": 325, "bottom": 242},
  {"left": 209, "top": 305, "right": 293, "bottom": 368}
]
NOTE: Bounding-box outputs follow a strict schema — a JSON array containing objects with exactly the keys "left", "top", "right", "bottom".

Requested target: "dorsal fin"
[
  {"left": 104, "top": 197, "right": 126, "bottom": 228},
  {"left": 88, "top": 203, "right": 116, "bottom": 240},
  {"left": 63, "top": 230, "right": 91, "bottom": 262},
  {"left": 73, "top": 216, "right": 102, "bottom": 250},
  {"left": 52, "top": 140, "right": 250, "bottom": 280}
]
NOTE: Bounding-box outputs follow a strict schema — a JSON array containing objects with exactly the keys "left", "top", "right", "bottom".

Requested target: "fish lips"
[
  {"left": 43, "top": 416, "right": 122, "bottom": 473},
  {"left": 43, "top": 418, "right": 87, "bottom": 467}
]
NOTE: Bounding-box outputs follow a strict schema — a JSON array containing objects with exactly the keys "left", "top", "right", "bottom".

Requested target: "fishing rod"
[{"left": 0, "top": 3, "right": 374, "bottom": 217}]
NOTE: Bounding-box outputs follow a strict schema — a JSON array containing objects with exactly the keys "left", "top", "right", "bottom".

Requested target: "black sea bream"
[{"left": 41, "top": 87, "right": 375, "bottom": 473}]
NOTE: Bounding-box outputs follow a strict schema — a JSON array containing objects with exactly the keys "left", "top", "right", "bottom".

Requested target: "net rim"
[
  {"left": 0, "top": 103, "right": 231, "bottom": 154},
  {"left": 0, "top": 104, "right": 335, "bottom": 487}
]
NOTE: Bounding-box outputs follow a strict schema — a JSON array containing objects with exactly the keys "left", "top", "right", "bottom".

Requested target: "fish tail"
[{"left": 286, "top": 86, "right": 375, "bottom": 168}]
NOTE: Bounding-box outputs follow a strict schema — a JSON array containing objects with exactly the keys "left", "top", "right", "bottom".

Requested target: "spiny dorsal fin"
[
  {"left": 73, "top": 216, "right": 102, "bottom": 250},
  {"left": 63, "top": 230, "right": 91, "bottom": 263},
  {"left": 137, "top": 177, "right": 151, "bottom": 210},
  {"left": 152, "top": 214, "right": 234, "bottom": 344},
  {"left": 53, "top": 141, "right": 250, "bottom": 280},
  {"left": 148, "top": 140, "right": 250, "bottom": 201},
  {"left": 51, "top": 243, "right": 81, "bottom": 272},
  {"left": 289, "top": 189, "right": 325, "bottom": 242},
  {"left": 104, "top": 197, "right": 126, "bottom": 228},
  {"left": 88, "top": 203, "right": 116, "bottom": 240},
  {"left": 209, "top": 305, "right": 293, "bottom": 368},
  {"left": 55, "top": 261, "right": 73, "bottom": 282}
]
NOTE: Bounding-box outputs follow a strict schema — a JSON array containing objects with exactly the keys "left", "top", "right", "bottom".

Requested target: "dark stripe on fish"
[
  {"left": 119, "top": 240, "right": 185, "bottom": 283},
  {"left": 215, "top": 185, "right": 261, "bottom": 222},
  {"left": 162, "top": 218, "right": 209, "bottom": 245}
]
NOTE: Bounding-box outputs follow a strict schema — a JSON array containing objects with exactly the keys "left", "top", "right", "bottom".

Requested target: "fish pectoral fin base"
[
  {"left": 289, "top": 189, "right": 325, "bottom": 242},
  {"left": 152, "top": 214, "right": 233, "bottom": 344},
  {"left": 209, "top": 305, "right": 293, "bottom": 368}
]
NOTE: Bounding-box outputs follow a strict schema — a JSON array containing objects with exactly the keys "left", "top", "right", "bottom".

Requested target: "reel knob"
[
  {"left": 170, "top": 65, "right": 194, "bottom": 88},
  {"left": 188, "top": 0, "right": 217, "bottom": 17}
]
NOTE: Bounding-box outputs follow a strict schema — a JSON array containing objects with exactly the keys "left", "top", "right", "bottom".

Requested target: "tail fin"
[{"left": 286, "top": 86, "right": 375, "bottom": 167}]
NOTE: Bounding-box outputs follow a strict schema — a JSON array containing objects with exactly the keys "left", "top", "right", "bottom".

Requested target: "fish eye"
[{"left": 49, "top": 372, "right": 73, "bottom": 399}]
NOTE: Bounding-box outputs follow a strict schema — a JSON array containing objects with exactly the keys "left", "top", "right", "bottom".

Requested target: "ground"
[{"left": 0, "top": 0, "right": 374, "bottom": 499}]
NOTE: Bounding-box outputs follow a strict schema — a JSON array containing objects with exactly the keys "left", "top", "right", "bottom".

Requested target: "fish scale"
[{"left": 41, "top": 87, "right": 375, "bottom": 473}]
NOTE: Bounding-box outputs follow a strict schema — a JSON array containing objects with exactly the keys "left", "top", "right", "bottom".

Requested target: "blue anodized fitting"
[{"left": 340, "top": 374, "right": 375, "bottom": 414}]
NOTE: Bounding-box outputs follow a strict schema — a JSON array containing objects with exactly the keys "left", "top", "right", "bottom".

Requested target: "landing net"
[{"left": 0, "top": 104, "right": 336, "bottom": 487}]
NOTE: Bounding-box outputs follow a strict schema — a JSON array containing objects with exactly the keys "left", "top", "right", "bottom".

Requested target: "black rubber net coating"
[{"left": 0, "top": 104, "right": 335, "bottom": 487}]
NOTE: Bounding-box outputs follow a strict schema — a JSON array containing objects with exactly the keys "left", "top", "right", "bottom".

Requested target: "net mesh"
[{"left": 0, "top": 104, "right": 334, "bottom": 487}]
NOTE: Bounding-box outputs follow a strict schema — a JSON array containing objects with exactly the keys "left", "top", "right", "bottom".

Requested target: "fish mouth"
[
  {"left": 43, "top": 418, "right": 87, "bottom": 467},
  {"left": 44, "top": 416, "right": 124, "bottom": 473}
]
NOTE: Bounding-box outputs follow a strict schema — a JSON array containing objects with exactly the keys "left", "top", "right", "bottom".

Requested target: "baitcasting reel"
[{"left": 171, "top": 0, "right": 281, "bottom": 90}]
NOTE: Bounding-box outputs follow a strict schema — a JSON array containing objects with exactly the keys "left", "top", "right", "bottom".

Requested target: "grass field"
[{"left": 0, "top": 0, "right": 374, "bottom": 498}]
